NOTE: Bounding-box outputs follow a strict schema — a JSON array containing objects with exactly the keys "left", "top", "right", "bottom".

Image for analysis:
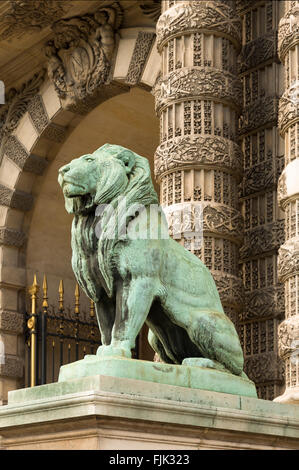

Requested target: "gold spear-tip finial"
[
  {"left": 59, "top": 279, "right": 64, "bottom": 311},
  {"left": 42, "top": 274, "right": 48, "bottom": 308}
]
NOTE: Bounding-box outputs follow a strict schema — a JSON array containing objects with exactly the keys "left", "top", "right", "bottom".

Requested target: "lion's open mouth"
[{"left": 62, "top": 178, "right": 87, "bottom": 197}]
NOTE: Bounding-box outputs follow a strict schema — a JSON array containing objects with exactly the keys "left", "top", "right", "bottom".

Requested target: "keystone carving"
[{"left": 45, "top": 4, "right": 123, "bottom": 109}]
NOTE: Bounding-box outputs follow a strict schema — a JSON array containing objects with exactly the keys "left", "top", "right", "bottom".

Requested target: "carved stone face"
[{"left": 58, "top": 144, "right": 136, "bottom": 214}]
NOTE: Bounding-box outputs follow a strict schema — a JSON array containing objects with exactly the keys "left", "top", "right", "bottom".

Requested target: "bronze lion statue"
[{"left": 58, "top": 144, "right": 244, "bottom": 376}]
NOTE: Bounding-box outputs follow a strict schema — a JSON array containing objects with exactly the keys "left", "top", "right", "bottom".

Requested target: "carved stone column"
[
  {"left": 275, "top": 0, "right": 299, "bottom": 404},
  {"left": 237, "top": 0, "right": 285, "bottom": 401},
  {"left": 154, "top": 1, "right": 243, "bottom": 329}
]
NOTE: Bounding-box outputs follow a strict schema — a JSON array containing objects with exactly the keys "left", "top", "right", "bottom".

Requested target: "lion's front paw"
[{"left": 96, "top": 344, "right": 132, "bottom": 359}]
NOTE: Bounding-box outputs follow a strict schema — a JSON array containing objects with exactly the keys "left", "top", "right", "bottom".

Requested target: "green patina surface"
[
  {"left": 57, "top": 355, "right": 257, "bottom": 397},
  {"left": 57, "top": 144, "right": 255, "bottom": 395}
]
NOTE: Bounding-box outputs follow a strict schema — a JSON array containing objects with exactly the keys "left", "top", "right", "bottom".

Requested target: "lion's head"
[
  {"left": 58, "top": 144, "right": 159, "bottom": 297},
  {"left": 58, "top": 143, "right": 158, "bottom": 215}
]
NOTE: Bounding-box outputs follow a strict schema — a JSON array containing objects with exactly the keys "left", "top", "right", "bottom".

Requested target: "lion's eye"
[{"left": 85, "top": 158, "right": 94, "bottom": 163}]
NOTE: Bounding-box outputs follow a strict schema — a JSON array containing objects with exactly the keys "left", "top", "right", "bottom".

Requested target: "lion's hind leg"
[{"left": 186, "top": 309, "right": 244, "bottom": 376}]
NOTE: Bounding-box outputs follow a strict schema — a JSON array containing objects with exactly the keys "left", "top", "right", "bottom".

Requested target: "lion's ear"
[{"left": 117, "top": 149, "right": 136, "bottom": 174}]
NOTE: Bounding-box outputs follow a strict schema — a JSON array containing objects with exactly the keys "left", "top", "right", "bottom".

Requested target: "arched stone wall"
[{"left": 0, "top": 27, "right": 161, "bottom": 402}]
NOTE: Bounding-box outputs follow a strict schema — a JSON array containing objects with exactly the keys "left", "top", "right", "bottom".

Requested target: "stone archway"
[{"left": 0, "top": 27, "right": 160, "bottom": 403}]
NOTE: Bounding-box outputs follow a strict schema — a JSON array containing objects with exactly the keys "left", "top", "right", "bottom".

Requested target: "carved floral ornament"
[
  {"left": 278, "top": 317, "right": 299, "bottom": 359},
  {"left": 45, "top": 3, "right": 123, "bottom": 108},
  {"left": 165, "top": 201, "right": 243, "bottom": 243},
  {"left": 156, "top": 0, "right": 242, "bottom": 52},
  {"left": 278, "top": 4, "right": 299, "bottom": 63},
  {"left": 154, "top": 67, "right": 242, "bottom": 114},
  {"left": 278, "top": 85, "right": 299, "bottom": 135},
  {"left": 0, "top": 69, "right": 46, "bottom": 155},
  {"left": 0, "top": 0, "right": 71, "bottom": 41},
  {"left": 154, "top": 135, "right": 243, "bottom": 179},
  {"left": 278, "top": 239, "right": 299, "bottom": 283}
]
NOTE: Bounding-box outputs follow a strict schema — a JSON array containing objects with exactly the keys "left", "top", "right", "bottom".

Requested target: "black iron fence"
[
  {"left": 25, "top": 275, "right": 101, "bottom": 387},
  {"left": 25, "top": 274, "right": 140, "bottom": 387}
]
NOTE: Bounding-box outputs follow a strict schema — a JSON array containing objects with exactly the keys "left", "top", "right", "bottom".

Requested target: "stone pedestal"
[{"left": 0, "top": 374, "right": 298, "bottom": 450}]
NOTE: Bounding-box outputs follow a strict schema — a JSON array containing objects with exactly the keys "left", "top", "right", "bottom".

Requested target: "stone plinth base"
[
  {"left": 0, "top": 375, "right": 299, "bottom": 450},
  {"left": 58, "top": 355, "right": 257, "bottom": 398},
  {"left": 274, "top": 386, "right": 299, "bottom": 405}
]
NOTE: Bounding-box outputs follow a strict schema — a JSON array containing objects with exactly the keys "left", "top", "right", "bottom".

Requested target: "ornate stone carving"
[
  {"left": 240, "top": 286, "right": 285, "bottom": 322},
  {"left": 212, "top": 272, "right": 244, "bottom": 308},
  {"left": 126, "top": 32, "right": 156, "bottom": 86},
  {"left": 203, "top": 203, "right": 243, "bottom": 243},
  {"left": 278, "top": 316, "right": 299, "bottom": 359},
  {"left": 165, "top": 202, "right": 243, "bottom": 243},
  {"left": 0, "top": 311, "right": 24, "bottom": 334},
  {"left": 0, "top": 184, "right": 33, "bottom": 212},
  {"left": 0, "top": 70, "right": 46, "bottom": 150},
  {"left": 45, "top": 4, "right": 123, "bottom": 109},
  {"left": 244, "top": 352, "right": 284, "bottom": 384},
  {"left": 2, "top": 135, "right": 28, "bottom": 167},
  {"left": 239, "top": 96, "right": 279, "bottom": 135},
  {"left": 155, "top": 67, "right": 242, "bottom": 114},
  {"left": 0, "top": 228, "right": 26, "bottom": 248},
  {"left": 278, "top": 238, "right": 299, "bottom": 282},
  {"left": 277, "top": 170, "right": 288, "bottom": 209},
  {"left": 154, "top": 135, "right": 243, "bottom": 179},
  {"left": 239, "top": 31, "right": 278, "bottom": 73},
  {"left": 241, "top": 160, "right": 275, "bottom": 197},
  {"left": 0, "top": 355, "right": 23, "bottom": 378},
  {"left": 139, "top": 0, "right": 161, "bottom": 22},
  {"left": 0, "top": 0, "right": 70, "bottom": 41},
  {"left": 278, "top": 86, "right": 299, "bottom": 135},
  {"left": 156, "top": 1, "right": 241, "bottom": 51},
  {"left": 278, "top": 4, "right": 299, "bottom": 62},
  {"left": 28, "top": 94, "right": 49, "bottom": 135},
  {"left": 240, "top": 220, "right": 285, "bottom": 259}
]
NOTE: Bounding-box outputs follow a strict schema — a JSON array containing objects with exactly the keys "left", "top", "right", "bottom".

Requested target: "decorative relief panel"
[
  {"left": 45, "top": 4, "right": 123, "bottom": 109},
  {"left": 244, "top": 352, "right": 284, "bottom": 384},
  {"left": 278, "top": 316, "right": 299, "bottom": 359},
  {"left": 0, "top": 0, "right": 70, "bottom": 41},
  {"left": 156, "top": 1, "right": 241, "bottom": 51},
  {"left": 240, "top": 286, "right": 284, "bottom": 322},
  {"left": 240, "top": 220, "right": 285, "bottom": 259},
  {"left": 0, "top": 69, "right": 46, "bottom": 152},
  {"left": 238, "top": 31, "right": 278, "bottom": 73},
  {"left": 155, "top": 67, "right": 242, "bottom": 114},
  {"left": 154, "top": 135, "right": 242, "bottom": 179},
  {"left": 239, "top": 96, "right": 279, "bottom": 135},
  {"left": 278, "top": 4, "right": 299, "bottom": 62},
  {"left": 126, "top": 31, "right": 156, "bottom": 86},
  {"left": 278, "top": 239, "right": 299, "bottom": 282},
  {"left": 278, "top": 87, "right": 299, "bottom": 135}
]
